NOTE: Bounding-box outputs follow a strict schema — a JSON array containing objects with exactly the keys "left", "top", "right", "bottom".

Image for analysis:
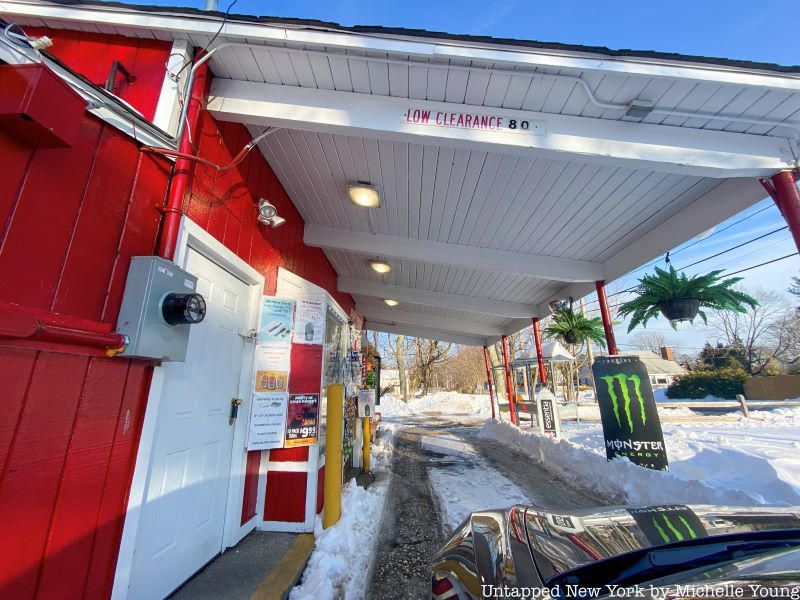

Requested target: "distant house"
[
  {"left": 620, "top": 349, "right": 687, "bottom": 389},
  {"left": 580, "top": 347, "right": 687, "bottom": 389}
]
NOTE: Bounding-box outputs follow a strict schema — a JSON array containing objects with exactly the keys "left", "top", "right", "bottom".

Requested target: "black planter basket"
[
  {"left": 563, "top": 331, "right": 580, "bottom": 345},
  {"left": 659, "top": 297, "right": 700, "bottom": 323}
]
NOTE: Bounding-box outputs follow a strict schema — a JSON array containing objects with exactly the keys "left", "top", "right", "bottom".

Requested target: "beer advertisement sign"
[{"left": 592, "top": 356, "right": 668, "bottom": 471}]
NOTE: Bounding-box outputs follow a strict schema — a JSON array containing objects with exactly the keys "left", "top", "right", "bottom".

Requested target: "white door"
[{"left": 128, "top": 249, "right": 252, "bottom": 599}]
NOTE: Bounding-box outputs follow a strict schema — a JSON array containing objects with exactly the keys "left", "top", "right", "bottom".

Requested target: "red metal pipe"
[
  {"left": 501, "top": 335, "right": 517, "bottom": 425},
  {"left": 531, "top": 317, "right": 547, "bottom": 385},
  {"left": 770, "top": 171, "right": 800, "bottom": 253},
  {"left": 595, "top": 280, "right": 618, "bottom": 355},
  {"left": 157, "top": 60, "right": 210, "bottom": 260},
  {"left": 482, "top": 345, "right": 496, "bottom": 420}
]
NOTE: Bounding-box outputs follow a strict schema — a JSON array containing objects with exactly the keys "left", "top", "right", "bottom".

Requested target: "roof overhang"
[{"left": 6, "top": 2, "right": 798, "bottom": 347}]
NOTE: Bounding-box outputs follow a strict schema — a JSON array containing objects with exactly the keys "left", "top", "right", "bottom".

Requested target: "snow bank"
[
  {"left": 480, "top": 418, "right": 799, "bottom": 507},
  {"left": 290, "top": 424, "right": 396, "bottom": 600},
  {"left": 379, "top": 392, "right": 492, "bottom": 418}
]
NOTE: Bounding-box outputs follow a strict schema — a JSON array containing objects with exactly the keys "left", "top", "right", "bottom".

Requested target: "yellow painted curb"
[{"left": 250, "top": 534, "right": 315, "bottom": 600}]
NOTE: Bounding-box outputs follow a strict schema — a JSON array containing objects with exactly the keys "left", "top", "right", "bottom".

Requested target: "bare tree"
[
  {"left": 631, "top": 331, "right": 668, "bottom": 354},
  {"left": 440, "top": 346, "right": 486, "bottom": 393},
  {"left": 710, "top": 288, "right": 796, "bottom": 375},
  {"left": 411, "top": 339, "right": 452, "bottom": 396}
]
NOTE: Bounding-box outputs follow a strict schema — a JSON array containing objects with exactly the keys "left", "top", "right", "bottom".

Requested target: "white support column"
[{"left": 153, "top": 39, "right": 192, "bottom": 136}]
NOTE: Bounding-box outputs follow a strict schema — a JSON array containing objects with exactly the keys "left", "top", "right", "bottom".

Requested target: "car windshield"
[{"left": 547, "top": 530, "right": 800, "bottom": 596}]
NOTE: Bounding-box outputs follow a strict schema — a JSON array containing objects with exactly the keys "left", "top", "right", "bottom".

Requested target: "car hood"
[{"left": 523, "top": 504, "right": 800, "bottom": 582}]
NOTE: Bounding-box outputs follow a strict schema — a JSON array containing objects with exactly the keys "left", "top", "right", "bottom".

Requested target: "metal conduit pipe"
[{"left": 175, "top": 41, "right": 800, "bottom": 145}]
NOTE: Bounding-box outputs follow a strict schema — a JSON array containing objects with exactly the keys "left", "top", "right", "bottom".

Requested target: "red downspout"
[
  {"left": 770, "top": 171, "right": 800, "bottom": 253},
  {"left": 501, "top": 335, "right": 517, "bottom": 425},
  {"left": 531, "top": 317, "right": 547, "bottom": 385},
  {"left": 483, "top": 345, "right": 496, "bottom": 420},
  {"left": 157, "top": 61, "right": 210, "bottom": 260},
  {"left": 595, "top": 280, "right": 618, "bottom": 355}
]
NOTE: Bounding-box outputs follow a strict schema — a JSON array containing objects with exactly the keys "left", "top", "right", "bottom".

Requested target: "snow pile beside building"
[
  {"left": 290, "top": 424, "right": 396, "bottom": 600},
  {"left": 480, "top": 410, "right": 800, "bottom": 507},
  {"left": 379, "top": 392, "right": 492, "bottom": 418}
]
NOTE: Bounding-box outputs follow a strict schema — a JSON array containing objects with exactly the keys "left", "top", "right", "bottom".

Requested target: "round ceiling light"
[
  {"left": 384, "top": 299, "right": 399, "bottom": 307},
  {"left": 370, "top": 260, "right": 392, "bottom": 274},
  {"left": 347, "top": 182, "right": 381, "bottom": 208}
]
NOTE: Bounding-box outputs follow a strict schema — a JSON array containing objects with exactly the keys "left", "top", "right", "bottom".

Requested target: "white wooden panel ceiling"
[{"left": 10, "top": 6, "right": 799, "bottom": 346}]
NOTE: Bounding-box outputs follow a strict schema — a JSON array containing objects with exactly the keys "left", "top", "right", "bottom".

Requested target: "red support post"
[
  {"left": 595, "top": 280, "right": 618, "bottom": 355},
  {"left": 501, "top": 335, "right": 517, "bottom": 425},
  {"left": 531, "top": 317, "right": 547, "bottom": 385},
  {"left": 482, "top": 346, "right": 496, "bottom": 420},
  {"left": 158, "top": 61, "right": 210, "bottom": 260},
  {"left": 770, "top": 171, "right": 800, "bottom": 253}
]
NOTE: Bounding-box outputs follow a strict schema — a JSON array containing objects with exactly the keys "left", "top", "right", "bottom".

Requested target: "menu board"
[
  {"left": 285, "top": 393, "right": 319, "bottom": 447},
  {"left": 246, "top": 393, "right": 288, "bottom": 450}
]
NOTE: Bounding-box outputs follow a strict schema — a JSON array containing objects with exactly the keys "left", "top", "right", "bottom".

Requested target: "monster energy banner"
[
  {"left": 628, "top": 505, "right": 707, "bottom": 545},
  {"left": 592, "top": 356, "right": 668, "bottom": 471}
]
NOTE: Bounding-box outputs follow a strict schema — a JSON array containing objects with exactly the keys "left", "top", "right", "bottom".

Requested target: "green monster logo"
[
  {"left": 601, "top": 374, "right": 646, "bottom": 432},
  {"left": 650, "top": 513, "right": 699, "bottom": 543}
]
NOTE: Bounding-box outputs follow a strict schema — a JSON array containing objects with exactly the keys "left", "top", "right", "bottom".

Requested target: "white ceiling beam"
[
  {"left": 208, "top": 79, "right": 793, "bottom": 178},
  {"left": 340, "top": 277, "right": 537, "bottom": 318},
  {"left": 357, "top": 305, "right": 504, "bottom": 337},
  {"left": 306, "top": 225, "right": 604, "bottom": 283},
  {"left": 364, "top": 320, "right": 486, "bottom": 347}
]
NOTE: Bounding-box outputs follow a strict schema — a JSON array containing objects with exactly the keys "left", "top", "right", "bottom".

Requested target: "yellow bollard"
[
  {"left": 323, "top": 384, "right": 344, "bottom": 529},
  {"left": 362, "top": 416, "right": 371, "bottom": 472}
]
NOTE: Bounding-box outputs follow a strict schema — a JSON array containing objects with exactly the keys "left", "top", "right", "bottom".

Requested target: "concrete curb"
[{"left": 250, "top": 533, "right": 315, "bottom": 600}]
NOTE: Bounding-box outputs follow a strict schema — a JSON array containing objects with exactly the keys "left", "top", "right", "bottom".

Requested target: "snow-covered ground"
[
  {"left": 379, "top": 391, "right": 492, "bottom": 419},
  {"left": 290, "top": 423, "right": 397, "bottom": 600},
  {"left": 481, "top": 407, "right": 800, "bottom": 507}
]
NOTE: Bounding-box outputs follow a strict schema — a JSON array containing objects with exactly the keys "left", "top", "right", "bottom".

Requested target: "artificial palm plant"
[
  {"left": 618, "top": 265, "right": 758, "bottom": 332},
  {"left": 544, "top": 302, "right": 607, "bottom": 348}
]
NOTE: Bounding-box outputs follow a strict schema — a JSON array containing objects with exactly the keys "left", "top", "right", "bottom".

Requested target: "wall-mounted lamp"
[
  {"left": 347, "top": 182, "right": 381, "bottom": 208},
  {"left": 370, "top": 259, "right": 392, "bottom": 274},
  {"left": 257, "top": 199, "right": 286, "bottom": 228},
  {"left": 384, "top": 299, "right": 399, "bottom": 307}
]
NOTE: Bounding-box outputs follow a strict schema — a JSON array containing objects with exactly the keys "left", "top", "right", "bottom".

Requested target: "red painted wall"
[
  {"left": 0, "top": 110, "right": 169, "bottom": 599},
  {"left": 25, "top": 28, "right": 171, "bottom": 121}
]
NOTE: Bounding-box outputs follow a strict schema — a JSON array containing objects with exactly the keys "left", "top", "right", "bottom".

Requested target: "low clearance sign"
[{"left": 592, "top": 356, "right": 669, "bottom": 471}]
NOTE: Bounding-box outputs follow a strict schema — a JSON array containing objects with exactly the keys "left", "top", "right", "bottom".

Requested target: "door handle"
[{"left": 229, "top": 397, "right": 243, "bottom": 425}]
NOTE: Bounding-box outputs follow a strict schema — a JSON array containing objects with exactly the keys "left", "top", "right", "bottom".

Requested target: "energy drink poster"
[
  {"left": 535, "top": 387, "right": 561, "bottom": 438},
  {"left": 253, "top": 345, "right": 290, "bottom": 393},
  {"left": 293, "top": 299, "right": 324, "bottom": 345},
  {"left": 246, "top": 393, "right": 288, "bottom": 450},
  {"left": 592, "top": 356, "right": 668, "bottom": 471},
  {"left": 259, "top": 298, "right": 294, "bottom": 344},
  {"left": 285, "top": 393, "right": 319, "bottom": 447}
]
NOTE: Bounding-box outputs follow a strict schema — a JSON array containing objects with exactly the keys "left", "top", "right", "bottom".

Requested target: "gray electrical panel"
[{"left": 115, "top": 256, "right": 204, "bottom": 362}]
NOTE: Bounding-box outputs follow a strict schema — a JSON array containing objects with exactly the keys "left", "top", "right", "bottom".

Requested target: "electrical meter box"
[{"left": 116, "top": 256, "right": 206, "bottom": 362}]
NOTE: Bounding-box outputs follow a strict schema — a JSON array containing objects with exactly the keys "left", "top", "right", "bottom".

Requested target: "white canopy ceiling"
[{"left": 7, "top": 1, "right": 799, "bottom": 346}]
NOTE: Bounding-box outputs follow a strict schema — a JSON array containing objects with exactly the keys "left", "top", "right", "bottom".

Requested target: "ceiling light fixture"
[
  {"left": 257, "top": 199, "right": 285, "bottom": 228},
  {"left": 347, "top": 182, "right": 381, "bottom": 208},
  {"left": 384, "top": 299, "right": 399, "bottom": 307},
  {"left": 370, "top": 259, "right": 392, "bottom": 274}
]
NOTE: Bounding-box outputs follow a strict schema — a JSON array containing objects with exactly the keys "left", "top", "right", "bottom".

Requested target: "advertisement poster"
[
  {"left": 259, "top": 298, "right": 295, "bottom": 344},
  {"left": 628, "top": 505, "right": 707, "bottom": 544},
  {"left": 358, "top": 388, "right": 376, "bottom": 417},
  {"left": 592, "top": 356, "right": 669, "bottom": 471},
  {"left": 535, "top": 387, "right": 561, "bottom": 438},
  {"left": 253, "top": 345, "right": 290, "bottom": 393},
  {"left": 246, "top": 393, "right": 288, "bottom": 450},
  {"left": 285, "top": 393, "right": 319, "bottom": 447},
  {"left": 293, "top": 299, "right": 325, "bottom": 345}
]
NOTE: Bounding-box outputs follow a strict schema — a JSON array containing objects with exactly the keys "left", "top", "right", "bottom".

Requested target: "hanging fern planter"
[
  {"left": 619, "top": 265, "right": 758, "bottom": 332},
  {"left": 563, "top": 330, "right": 581, "bottom": 345},
  {"left": 659, "top": 297, "right": 700, "bottom": 323}
]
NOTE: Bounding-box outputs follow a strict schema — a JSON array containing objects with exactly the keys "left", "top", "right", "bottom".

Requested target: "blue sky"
[{"left": 122, "top": 0, "right": 800, "bottom": 355}]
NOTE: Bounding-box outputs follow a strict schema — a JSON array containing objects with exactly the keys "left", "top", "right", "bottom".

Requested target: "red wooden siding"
[
  {"left": 24, "top": 28, "right": 171, "bottom": 121},
  {"left": 316, "top": 466, "right": 325, "bottom": 514},
  {"left": 240, "top": 450, "right": 261, "bottom": 525},
  {"left": 0, "top": 64, "right": 168, "bottom": 598},
  {"left": 264, "top": 471, "right": 307, "bottom": 523}
]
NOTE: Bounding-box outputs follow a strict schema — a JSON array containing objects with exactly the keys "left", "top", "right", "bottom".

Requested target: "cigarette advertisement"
[{"left": 285, "top": 393, "right": 319, "bottom": 447}]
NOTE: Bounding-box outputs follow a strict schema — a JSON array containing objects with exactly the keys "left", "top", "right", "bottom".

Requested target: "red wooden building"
[{"left": 2, "top": 2, "right": 800, "bottom": 599}]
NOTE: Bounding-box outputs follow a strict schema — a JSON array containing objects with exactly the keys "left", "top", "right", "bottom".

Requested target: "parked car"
[{"left": 431, "top": 504, "right": 800, "bottom": 599}]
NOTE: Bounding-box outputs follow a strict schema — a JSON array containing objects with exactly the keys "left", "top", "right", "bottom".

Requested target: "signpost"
[
  {"left": 535, "top": 387, "right": 561, "bottom": 438},
  {"left": 592, "top": 356, "right": 668, "bottom": 471}
]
